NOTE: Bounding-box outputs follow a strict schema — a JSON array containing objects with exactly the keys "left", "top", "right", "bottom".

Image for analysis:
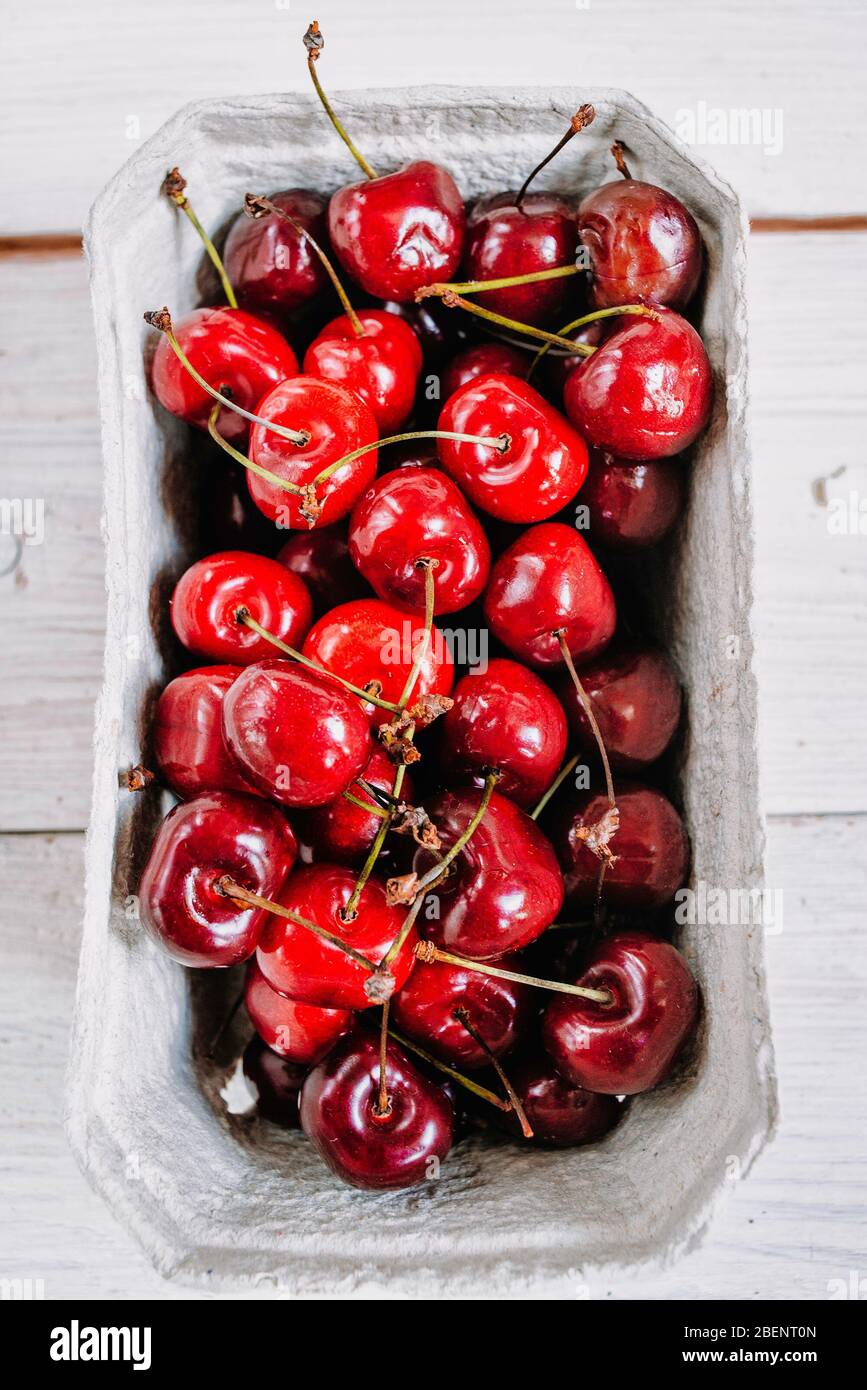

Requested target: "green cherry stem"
[
  {"left": 396, "top": 558, "right": 438, "bottom": 710},
  {"left": 417, "top": 265, "right": 582, "bottom": 298},
  {"left": 418, "top": 290, "right": 595, "bottom": 355},
  {"left": 529, "top": 753, "right": 581, "bottom": 821},
  {"left": 527, "top": 303, "right": 661, "bottom": 380},
  {"left": 410, "top": 769, "right": 500, "bottom": 902},
  {"left": 515, "top": 104, "right": 596, "bottom": 209},
  {"left": 303, "top": 21, "right": 378, "bottom": 180},
  {"left": 555, "top": 632, "right": 615, "bottom": 809},
  {"left": 207, "top": 407, "right": 305, "bottom": 496},
  {"left": 387, "top": 1025, "right": 512, "bottom": 1111},
  {"left": 342, "top": 788, "right": 390, "bottom": 819},
  {"left": 244, "top": 192, "right": 365, "bottom": 337},
  {"left": 375, "top": 999, "right": 392, "bottom": 1117},
  {"left": 415, "top": 941, "right": 614, "bottom": 1004},
  {"left": 453, "top": 1007, "right": 533, "bottom": 1138},
  {"left": 161, "top": 167, "right": 238, "bottom": 308},
  {"left": 310, "top": 428, "right": 510, "bottom": 491},
  {"left": 215, "top": 876, "right": 377, "bottom": 972}
]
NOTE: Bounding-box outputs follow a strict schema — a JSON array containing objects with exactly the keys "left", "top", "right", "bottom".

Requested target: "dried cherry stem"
[
  {"left": 387, "top": 1025, "right": 511, "bottom": 1111},
  {"left": 374, "top": 999, "right": 392, "bottom": 1117},
  {"left": 205, "top": 986, "right": 245, "bottom": 1059},
  {"left": 611, "top": 140, "right": 632, "bottom": 179},
  {"left": 527, "top": 303, "right": 661, "bottom": 379},
  {"left": 207, "top": 407, "right": 305, "bottom": 496},
  {"left": 303, "top": 21, "right": 378, "bottom": 180},
  {"left": 244, "top": 192, "right": 365, "bottom": 337},
  {"left": 342, "top": 788, "right": 390, "bottom": 819},
  {"left": 555, "top": 633, "right": 615, "bottom": 809},
  {"left": 529, "top": 753, "right": 581, "bottom": 821},
  {"left": 420, "top": 289, "right": 595, "bottom": 355},
  {"left": 515, "top": 103, "right": 596, "bottom": 208},
  {"left": 215, "top": 875, "right": 377, "bottom": 972},
  {"left": 417, "top": 265, "right": 581, "bottom": 298},
  {"left": 415, "top": 942, "right": 614, "bottom": 1004},
  {"left": 121, "top": 764, "right": 155, "bottom": 792},
  {"left": 310, "top": 428, "right": 510, "bottom": 491},
  {"left": 161, "top": 167, "right": 238, "bottom": 308},
  {"left": 453, "top": 1007, "right": 533, "bottom": 1139}
]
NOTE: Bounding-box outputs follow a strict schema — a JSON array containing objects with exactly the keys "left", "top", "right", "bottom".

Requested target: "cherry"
[
  {"left": 492, "top": 1052, "right": 623, "bottom": 1146},
  {"left": 242, "top": 1035, "right": 305, "bottom": 1126},
  {"left": 392, "top": 950, "right": 531, "bottom": 1069},
  {"left": 380, "top": 295, "right": 464, "bottom": 369},
  {"left": 222, "top": 188, "right": 330, "bottom": 316},
  {"left": 153, "top": 665, "right": 260, "bottom": 800},
  {"left": 483, "top": 522, "right": 616, "bottom": 668},
  {"left": 301, "top": 744, "right": 415, "bottom": 867},
  {"left": 275, "top": 525, "right": 366, "bottom": 615},
  {"left": 440, "top": 341, "right": 529, "bottom": 400},
  {"left": 563, "top": 309, "right": 712, "bottom": 460},
  {"left": 138, "top": 790, "right": 297, "bottom": 967},
  {"left": 440, "top": 657, "right": 567, "bottom": 807},
  {"left": 148, "top": 306, "right": 298, "bottom": 444},
  {"left": 170, "top": 551, "right": 313, "bottom": 665},
  {"left": 244, "top": 958, "right": 350, "bottom": 1064},
  {"left": 542, "top": 930, "right": 699, "bottom": 1094},
  {"left": 579, "top": 448, "right": 682, "bottom": 549},
  {"left": 543, "top": 320, "right": 607, "bottom": 404},
  {"left": 577, "top": 173, "right": 703, "bottom": 312},
  {"left": 304, "top": 308, "right": 422, "bottom": 432},
  {"left": 557, "top": 644, "right": 682, "bottom": 772},
  {"left": 222, "top": 659, "right": 371, "bottom": 806},
  {"left": 438, "top": 374, "right": 588, "bottom": 523},
  {"left": 300, "top": 1030, "right": 454, "bottom": 1190},
  {"left": 556, "top": 783, "right": 689, "bottom": 910},
  {"left": 348, "top": 467, "right": 490, "bottom": 615},
  {"left": 256, "top": 864, "right": 416, "bottom": 1010},
  {"left": 463, "top": 192, "right": 579, "bottom": 325},
  {"left": 202, "top": 461, "right": 282, "bottom": 554}
]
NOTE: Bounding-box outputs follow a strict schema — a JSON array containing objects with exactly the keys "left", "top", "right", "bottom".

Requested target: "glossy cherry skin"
[
  {"left": 257, "top": 865, "right": 416, "bottom": 1011},
  {"left": 564, "top": 309, "right": 713, "bottom": 460},
  {"left": 149, "top": 307, "right": 298, "bottom": 444},
  {"left": 247, "top": 376, "right": 378, "bottom": 529},
  {"left": 558, "top": 645, "right": 682, "bottom": 772},
  {"left": 275, "top": 524, "right": 367, "bottom": 616},
  {"left": 392, "top": 951, "right": 531, "bottom": 1069},
  {"left": 441, "top": 342, "right": 529, "bottom": 400},
  {"left": 244, "top": 958, "right": 349, "bottom": 1064},
  {"left": 300, "top": 1030, "right": 454, "bottom": 1190},
  {"left": 464, "top": 192, "right": 579, "bottom": 325},
  {"left": 303, "top": 309, "right": 422, "bottom": 433},
  {"left": 302, "top": 598, "right": 454, "bottom": 727},
  {"left": 557, "top": 783, "right": 689, "bottom": 910},
  {"left": 242, "top": 1036, "right": 305, "bottom": 1126},
  {"left": 153, "top": 665, "right": 260, "bottom": 799},
  {"left": 580, "top": 448, "right": 682, "bottom": 549},
  {"left": 170, "top": 550, "right": 313, "bottom": 666},
  {"left": 417, "top": 788, "right": 564, "bottom": 959},
  {"left": 438, "top": 374, "right": 589, "bottom": 523},
  {"left": 328, "top": 160, "right": 466, "bottom": 302},
  {"left": 223, "top": 189, "right": 330, "bottom": 316},
  {"left": 301, "top": 745, "right": 414, "bottom": 867},
  {"left": 483, "top": 522, "right": 616, "bottom": 669},
  {"left": 222, "top": 659, "right": 371, "bottom": 807},
  {"left": 138, "top": 790, "right": 297, "bottom": 968},
  {"left": 348, "top": 467, "right": 490, "bottom": 615},
  {"left": 440, "top": 658, "right": 567, "bottom": 808},
  {"left": 543, "top": 930, "right": 699, "bottom": 1094},
  {"left": 493, "top": 1052, "right": 623, "bottom": 1146},
  {"left": 577, "top": 179, "right": 703, "bottom": 311}
]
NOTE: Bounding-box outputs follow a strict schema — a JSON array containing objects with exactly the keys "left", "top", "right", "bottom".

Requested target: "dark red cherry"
[
  {"left": 392, "top": 951, "right": 531, "bottom": 1069},
  {"left": 301, "top": 745, "right": 414, "bottom": 867},
  {"left": 170, "top": 550, "right": 313, "bottom": 665},
  {"left": 149, "top": 307, "right": 298, "bottom": 444},
  {"left": 275, "top": 524, "right": 367, "bottom": 615},
  {"left": 483, "top": 522, "right": 616, "bottom": 668},
  {"left": 138, "top": 790, "right": 297, "bottom": 968},
  {"left": 543, "top": 930, "right": 699, "bottom": 1094},
  {"left": 417, "top": 788, "right": 564, "bottom": 959},
  {"left": 544, "top": 321, "right": 607, "bottom": 404},
  {"left": 493, "top": 1052, "right": 623, "bottom": 1146},
  {"left": 300, "top": 1030, "right": 454, "bottom": 1190},
  {"left": 328, "top": 160, "right": 466, "bottom": 302},
  {"left": 464, "top": 192, "right": 579, "bottom": 324},
  {"left": 564, "top": 309, "right": 712, "bottom": 460},
  {"left": 440, "top": 657, "right": 567, "bottom": 808},
  {"left": 247, "top": 376, "right": 378, "bottom": 528},
  {"left": 557, "top": 783, "right": 689, "bottom": 910},
  {"left": 244, "top": 958, "right": 349, "bottom": 1064},
  {"left": 223, "top": 188, "right": 330, "bottom": 316},
  {"left": 380, "top": 296, "right": 463, "bottom": 369},
  {"left": 242, "top": 1036, "right": 305, "bottom": 1126},
  {"left": 440, "top": 341, "right": 529, "bottom": 400},
  {"left": 257, "top": 864, "right": 416, "bottom": 1011},
  {"left": 202, "top": 461, "right": 282, "bottom": 554},
  {"left": 153, "top": 665, "right": 259, "bottom": 799},
  {"left": 222, "top": 659, "right": 371, "bottom": 807},
  {"left": 558, "top": 645, "right": 682, "bottom": 772},
  {"left": 438, "top": 374, "right": 588, "bottom": 523},
  {"left": 577, "top": 179, "right": 703, "bottom": 311},
  {"left": 580, "top": 448, "right": 682, "bottom": 549},
  {"left": 304, "top": 308, "right": 422, "bottom": 432},
  {"left": 348, "top": 467, "right": 490, "bottom": 615}
]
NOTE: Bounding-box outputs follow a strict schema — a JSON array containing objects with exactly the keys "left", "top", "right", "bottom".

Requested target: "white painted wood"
[{"left": 1, "top": 0, "right": 866, "bottom": 233}]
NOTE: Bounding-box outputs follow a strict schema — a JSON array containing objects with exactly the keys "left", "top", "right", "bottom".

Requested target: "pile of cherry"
[{"left": 134, "top": 24, "right": 709, "bottom": 1190}]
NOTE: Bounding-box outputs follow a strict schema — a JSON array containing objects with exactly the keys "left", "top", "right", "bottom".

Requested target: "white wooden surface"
[{"left": 0, "top": 0, "right": 865, "bottom": 1300}]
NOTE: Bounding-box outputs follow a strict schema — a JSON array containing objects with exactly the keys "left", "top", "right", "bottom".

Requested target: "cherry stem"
[
  {"left": 611, "top": 140, "right": 632, "bottom": 179},
  {"left": 415, "top": 942, "right": 614, "bottom": 1004},
  {"left": 207, "top": 406, "right": 305, "bottom": 496},
  {"left": 527, "top": 303, "right": 661, "bottom": 379},
  {"left": 396, "top": 559, "right": 438, "bottom": 710},
  {"left": 530, "top": 753, "right": 581, "bottom": 821},
  {"left": 121, "top": 764, "right": 155, "bottom": 792},
  {"left": 310, "top": 428, "right": 510, "bottom": 491},
  {"left": 515, "top": 103, "right": 596, "bottom": 208},
  {"left": 215, "top": 875, "right": 377, "bottom": 972},
  {"left": 381, "top": 890, "right": 425, "bottom": 970},
  {"left": 342, "top": 788, "right": 390, "bottom": 819},
  {"left": 244, "top": 193, "right": 365, "bottom": 337},
  {"left": 162, "top": 168, "right": 239, "bottom": 309},
  {"left": 410, "top": 769, "right": 500, "bottom": 900},
  {"left": 375, "top": 999, "right": 392, "bottom": 1117},
  {"left": 421, "top": 290, "right": 594, "bottom": 355},
  {"left": 341, "top": 763, "right": 408, "bottom": 923},
  {"left": 453, "top": 1007, "right": 533, "bottom": 1138},
  {"left": 417, "top": 265, "right": 581, "bottom": 298},
  {"left": 387, "top": 1025, "right": 511, "bottom": 1111},
  {"left": 303, "top": 21, "right": 378, "bottom": 180},
  {"left": 555, "top": 632, "right": 616, "bottom": 809},
  {"left": 204, "top": 985, "right": 245, "bottom": 1059}
]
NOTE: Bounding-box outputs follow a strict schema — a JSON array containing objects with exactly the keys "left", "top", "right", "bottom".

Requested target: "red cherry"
[
  {"left": 542, "top": 930, "right": 699, "bottom": 1094},
  {"left": 153, "top": 665, "right": 260, "bottom": 799},
  {"left": 440, "top": 342, "right": 529, "bottom": 400},
  {"left": 301, "top": 745, "right": 414, "bottom": 867},
  {"left": 275, "top": 525, "right": 366, "bottom": 615},
  {"left": 492, "top": 1052, "right": 623, "bottom": 1146},
  {"left": 300, "top": 1030, "right": 454, "bottom": 1190},
  {"left": 483, "top": 522, "right": 616, "bottom": 669},
  {"left": 438, "top": 374, "right": 588, "bottom": 523},
  {"left": 556, "top": 783, "right": 689, "bottom": 910},
  {"left": 563, "top": 309, "right": 712, "bottom": 460},
  {"left": 440, "top": 658, "right": 567, "bottom": 807},
  {"left": 170, "top": 551, "right": 313, "bottom": 665},
  {"left": 580, "top": 448, "right": 682, "bottom": 549},
  {"left": 244, "top": 958, "right": 349, "bottom": 1064},
  {"left": 392, "top": 951, "right": 531, "bottom": 1070},
  {"left": 381, "top": 295, "right": 465, "bottom": 369},
  {"left": 242, "top": 1035, "right": 305, "bottom": 1126},
  {"left": 149, "top": 307, "right": 298, "bottom": 444},
  {"left": 247, "top": 376, "right": 378, "bottom": 528},
  {"left": 558, "top": 645, "right": 682, "bottom": 772},
  {"left": 222, "top": 659, "right": 371, "bottom": 807},
  {"left": 328, "top": 160, "right": 466, "bottom": 302},
  {"left": 256, "top": 864, "right": 416, "bottom": 1010},
  {"left": 577, "top": 179, "right": 703, "bottom": 311},
  {"left": 138, "top": 790, "right": 297, "bottom": 968},
  {"left": 464, "top": 192, "right": 579, "bottom": 324},
  {"left": 348, "top": 468, "right": 490, "bottom": 615},
  {"left": 223, "top": 189, "right": 330, "bottom": 315},
  {"left": 304, "top": 308, "right": 422, "bottom": 432},
  {"left": 544, "top": 321, "right": 607, "bottom": 404}
]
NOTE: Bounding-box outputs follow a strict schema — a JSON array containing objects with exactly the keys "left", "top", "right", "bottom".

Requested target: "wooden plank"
[{"left": 1, "top": 0, "right": 866, "bottom": 234}]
